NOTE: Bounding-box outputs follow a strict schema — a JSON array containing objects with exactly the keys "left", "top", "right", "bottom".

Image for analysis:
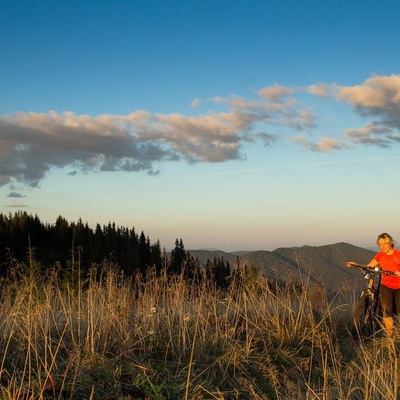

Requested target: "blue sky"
[{"left": 1, "top": 0, "right": 399, "bottom": 252}]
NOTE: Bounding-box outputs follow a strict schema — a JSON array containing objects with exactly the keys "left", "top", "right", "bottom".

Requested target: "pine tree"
[
  {"left": 169, "top": 238, "right": 186, "bottom": 275},
  {"left": 150, "top": 239, "right": 162, "bottom": 276}
]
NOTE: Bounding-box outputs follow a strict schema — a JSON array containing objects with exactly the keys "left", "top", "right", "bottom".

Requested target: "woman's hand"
[{"left": 346, "top": 261, "right": 356, "bottom": 268}]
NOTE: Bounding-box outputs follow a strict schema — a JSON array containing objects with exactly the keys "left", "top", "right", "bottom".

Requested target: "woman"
[{"left": 346, "top": 233, "right": 400, "bottom": 337}]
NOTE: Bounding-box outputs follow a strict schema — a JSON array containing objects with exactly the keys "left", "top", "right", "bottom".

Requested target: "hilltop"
[{"left": 188, "top": 242, "right": 375, "bottom": 291}]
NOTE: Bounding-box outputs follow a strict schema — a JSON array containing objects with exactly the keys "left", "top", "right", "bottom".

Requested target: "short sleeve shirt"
[{"left": 374, "top": 248, "right": 400, "bottom": 289}]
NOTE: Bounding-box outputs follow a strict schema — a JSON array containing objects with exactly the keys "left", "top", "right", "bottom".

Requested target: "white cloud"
[
  {"left": 295, "top": 135, "right": 342, "bottom": 152},
  {"left": 335, "top": 75, "right": 400, "bottom": 131},
  {"left": 4, "top": 203, "right": 28, "bottom": 208},
  {"left": 337, "top": 75, "right": 400, "bottom": 113},
  {"left": 334, "top": 75, "right": 400, "bottom": 147},
  {"left": 344, "top": 122, "right": 395, "bottom": 148},
  {"left": 305, "top": 74, "right": 400, "bottom": 150},
  {"left": 307, "top": 83, "right": 339, "bottom": 98},
  {"left": 7, "top": 192, "right": 26, "bottom": 198},
  {"left": 1, "top": 75, "right": 399, "bottom": 188},
  {"left": 0, "top": 109, "right": 248, "bottom": 187},
  {"left": 258, "top": 84, "right": 295, "bottom": 101},
  {"left": 190, "top": 98, "right": 201, "bottom": 107}
]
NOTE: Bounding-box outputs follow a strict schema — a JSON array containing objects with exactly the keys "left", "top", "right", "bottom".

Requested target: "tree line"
[{"left": 0, "top": 211, "right": 232, "bottom": 288}]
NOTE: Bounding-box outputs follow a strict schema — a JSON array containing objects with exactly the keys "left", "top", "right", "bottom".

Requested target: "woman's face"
[{"left": 378, "top": 238, "right": 393, "bottom": 253}]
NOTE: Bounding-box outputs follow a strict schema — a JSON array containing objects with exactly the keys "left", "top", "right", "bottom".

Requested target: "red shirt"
[{"left": 374, "top": 248, "right": 400, "bottom": 289}]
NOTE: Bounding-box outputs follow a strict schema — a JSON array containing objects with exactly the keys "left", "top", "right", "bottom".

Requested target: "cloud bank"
[
  {"left": 0, "top": 74, "right": 399, "bottom": 188},
  {"left": 303, "top": 74, "right": 400, "bottom": 150}
]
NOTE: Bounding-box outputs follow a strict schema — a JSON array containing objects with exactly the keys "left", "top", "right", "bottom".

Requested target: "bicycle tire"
[{"left": 352, "top": 293, "right": 377, "bottom": 338}]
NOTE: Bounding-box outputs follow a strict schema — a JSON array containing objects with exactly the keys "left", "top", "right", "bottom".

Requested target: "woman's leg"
[
  {"left": 380, "top": 285, "right": 394, "bottom": 336},
  {"left": 393, "top": 288, "right": 400, "bottom": 334},
  {"left": 382, "top": 317, "right": 394, "bottom": 337}
]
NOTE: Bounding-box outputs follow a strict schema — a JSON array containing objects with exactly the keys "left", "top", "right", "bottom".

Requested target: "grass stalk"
[{"left": 0, "top": 256, "right": 399, "bottom": 399}]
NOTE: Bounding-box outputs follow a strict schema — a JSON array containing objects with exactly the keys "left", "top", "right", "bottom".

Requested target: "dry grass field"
[{"left": 0, "top": 256, "right": 399, "bottom": 399}]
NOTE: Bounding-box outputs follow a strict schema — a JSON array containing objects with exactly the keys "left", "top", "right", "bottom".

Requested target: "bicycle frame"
[{"left": 351, "top": 265, "right": 384, "bottom": 339}]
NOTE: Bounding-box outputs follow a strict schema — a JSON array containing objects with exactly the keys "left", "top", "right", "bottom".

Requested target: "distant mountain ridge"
[{"left": 188, "top": 242, "right": 376, "bottom": 291}]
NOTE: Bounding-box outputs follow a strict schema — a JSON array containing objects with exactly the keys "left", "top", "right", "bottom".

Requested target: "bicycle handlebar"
[{"left": 347, "top": 263, "right": 398, "bottom": 277}]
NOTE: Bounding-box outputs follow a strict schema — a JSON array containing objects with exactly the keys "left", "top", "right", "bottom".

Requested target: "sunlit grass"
[{"left": 0, "top": 257, "right": 399, "bottom": 399}]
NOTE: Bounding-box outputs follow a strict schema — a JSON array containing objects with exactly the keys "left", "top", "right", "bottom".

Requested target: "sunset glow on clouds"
[{"left": 1, "top": 74, "right": 399, "bottom": 187}]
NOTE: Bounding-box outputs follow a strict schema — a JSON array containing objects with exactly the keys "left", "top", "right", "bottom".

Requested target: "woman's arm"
[
  {"left": 346, "top": 258, "right": 378, "bottom": 268},
  {"left": 367, "top": 258, "right": 379, "bottom": 267}
]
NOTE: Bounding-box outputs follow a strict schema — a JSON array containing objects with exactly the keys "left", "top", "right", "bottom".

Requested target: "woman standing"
[{"left": 347, "top": 233, "right": 400, "bottom": 337}]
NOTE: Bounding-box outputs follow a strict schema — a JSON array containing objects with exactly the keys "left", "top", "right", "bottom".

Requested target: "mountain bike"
[{"left": 349, "top": 263, "right": 397, "bottom": 339}]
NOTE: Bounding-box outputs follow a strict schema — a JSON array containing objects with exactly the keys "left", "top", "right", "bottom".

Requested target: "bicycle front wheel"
[{"left": 352, "top": 293, "right": 377, "bottom": 339}]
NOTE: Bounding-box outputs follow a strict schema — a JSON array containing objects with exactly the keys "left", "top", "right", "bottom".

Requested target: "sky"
[{"left": 1, "top": 0, "right": 400, "bottom": 252}]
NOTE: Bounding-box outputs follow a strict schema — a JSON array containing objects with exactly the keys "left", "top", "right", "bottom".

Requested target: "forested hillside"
[
  {"left": 0, "top": 211, "right": 231, "bottom": 287},
  {"left": 0, "top": 211, "right": 162, "bottom": 276},
  {"left": 1, "top": 211, "right": 376, "bottom": 292},
  {"left": 189, "top": 243, "right": 376, "bottom": 291}
]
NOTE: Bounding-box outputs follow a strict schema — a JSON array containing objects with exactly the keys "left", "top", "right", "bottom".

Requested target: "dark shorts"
[{"left": 380, "top": 284, "right": 400, "bottom": 317}]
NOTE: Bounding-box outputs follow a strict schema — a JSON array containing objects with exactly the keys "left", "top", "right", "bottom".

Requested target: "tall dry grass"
[{"left": 0, "top": 257, "right": 399, "bottom": 399}]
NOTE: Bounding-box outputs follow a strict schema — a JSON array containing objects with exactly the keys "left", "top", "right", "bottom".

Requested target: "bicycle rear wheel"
[{"left": 352, "top": 293, "right": 378, "bottom": 339}]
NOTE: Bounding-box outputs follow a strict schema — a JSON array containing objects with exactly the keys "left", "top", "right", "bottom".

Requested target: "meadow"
[{"left": 0, "top": 256, "right": 399, "bottom": 399}]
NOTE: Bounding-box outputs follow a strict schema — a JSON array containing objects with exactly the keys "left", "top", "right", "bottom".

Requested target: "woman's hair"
[{"left": 376, "top": 232, "right": 395, "bottom": 247}]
